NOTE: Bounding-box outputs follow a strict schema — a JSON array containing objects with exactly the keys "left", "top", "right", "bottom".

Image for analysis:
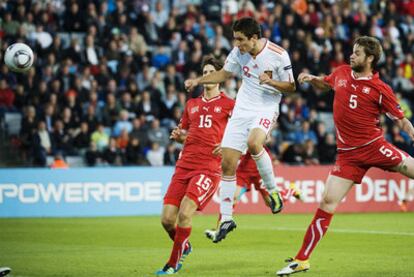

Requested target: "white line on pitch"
[{"left": 242, "top": 226, "right": 414, "bottom": 236}]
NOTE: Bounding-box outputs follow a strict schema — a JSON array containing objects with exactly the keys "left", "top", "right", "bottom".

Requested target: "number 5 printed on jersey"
[{"left": 349, "top": 94, "right": 357, "bottom": 109}]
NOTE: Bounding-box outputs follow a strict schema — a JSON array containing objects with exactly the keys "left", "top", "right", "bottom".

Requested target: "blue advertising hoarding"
[{"left": 0, "top": 167, "right": 174, "bottom": 217}]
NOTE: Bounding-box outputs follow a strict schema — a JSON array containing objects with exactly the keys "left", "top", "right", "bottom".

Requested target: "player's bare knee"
[
  {"left": 320, "top": 196, "right": 338, "bottom": 213},
  {"left": 221, "top": 159, "right": 237, "bottom": 176},
  {"left": 247, "top": 139, "right": 262, "bottom": 155},
  {"left": 177, "top": 210, "right": 192, "bottom": 226}
]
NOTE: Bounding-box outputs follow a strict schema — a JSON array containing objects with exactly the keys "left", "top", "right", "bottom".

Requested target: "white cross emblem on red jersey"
[{"left": 362, "top": 86, "right": 371, "bottom": 94}]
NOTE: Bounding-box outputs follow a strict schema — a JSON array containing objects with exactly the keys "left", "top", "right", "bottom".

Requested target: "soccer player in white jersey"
[{"left": 185, "top": 17, "right": 296, "bottom": 242}]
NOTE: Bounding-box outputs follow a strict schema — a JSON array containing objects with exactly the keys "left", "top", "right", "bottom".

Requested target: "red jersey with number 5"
[
  {"left": 177, "top": 93, "right": 235, "bottom": 173},
  {"left": 323, "top": 65, "right": 404, "bottom": 150}
]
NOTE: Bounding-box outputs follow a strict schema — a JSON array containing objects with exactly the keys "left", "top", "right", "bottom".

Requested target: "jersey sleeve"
[
  {"left": 180, "top": 102, "right": 190, "bottom": 130},
  {"left": 381, "top": 85, "right": 405, "bottom": 120},
  {"left": 223, "top": 47, "right": 241, "bottom": 74},
  {"left": 323, "top": 71, "right": 336, "bottom": 87},
  {"left": 276, "top": 51, "right": 294, "bottom": 83}
]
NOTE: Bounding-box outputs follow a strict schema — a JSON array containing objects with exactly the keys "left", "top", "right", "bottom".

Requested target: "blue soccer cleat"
[
  {"left": 178, "top": 242, "right": 192, "bottom": 268},
  {"left": 155, "top": 264, "right": 178, "bottom": 275}
]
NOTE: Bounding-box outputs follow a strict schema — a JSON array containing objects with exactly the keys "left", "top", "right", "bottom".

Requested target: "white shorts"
[{"left": 221, "top": 109, "right": 278, "bottom": 153}]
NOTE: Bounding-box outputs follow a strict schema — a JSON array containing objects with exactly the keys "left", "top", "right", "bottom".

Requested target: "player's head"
[
  {"left": 232, "top": 17, "right": 261, "bottom": 54},
  {"left": 202, "top": 55, "right": 223, "bottom": 91},
  {"left": 351, "top": 36, "right": 382, "bottom": 72}
]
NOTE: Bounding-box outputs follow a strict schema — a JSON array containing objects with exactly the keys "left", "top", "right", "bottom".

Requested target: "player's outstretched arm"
[
  {"left": 396, "top": 117, "right": 414, "bottom": 141},
  {"left": 298, "top": 72, "right": 331, "bottom": 92},
  {"left": 184, "top": 69, "right": 233, "bottom": 91}
]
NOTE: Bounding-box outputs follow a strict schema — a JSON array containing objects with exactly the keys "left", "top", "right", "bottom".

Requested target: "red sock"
[
  {"left": 167, "top": 226, "right": 192, "bottom": 268},
  {"left": 295, "top": 208, "right": 333, "bottom": 261}
]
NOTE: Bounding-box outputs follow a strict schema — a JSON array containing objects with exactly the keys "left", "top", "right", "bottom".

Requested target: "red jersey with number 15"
[
  {"left": 176, "top": 93, "right": 235, "bottom": 173},
  {"left": 323, "top": 65, "right": 404, "bottom": 150}
]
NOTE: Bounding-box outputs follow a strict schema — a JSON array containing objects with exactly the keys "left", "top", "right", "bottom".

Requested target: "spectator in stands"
[
  {"left": 91, "top": 123, "right": 109, "bottom": 151},
  {"left": 147, "top": 118, "right": 170, "bottom": 148},
  {"left": 146, "top": 141, "right": 165, "bottom": 166},
  {"left": 0, "top": 79, "right": 15, "bottom": 115},
  {"left": 85, "top": 141, "right": 101, "bottom": 167},
  {"left": 302, "top": 139, "right": 320, "bottom": 166},
  {"left": 163, "top": 142, "right": 180, "bottom": 165},
  {"left": 102, "top": 137, "right": 121, "bottom": 165},
  {"left": 112, "top": 110, "right": 133, "bottom": 137},
  {"left": 32, "top": 121, "right": 52, "bottom": 166},
  {"left": 73, "top": 122, "right": 91, "bottom": 154},
  {"left": 294, "top": 120, "right": 318, "bottom": 145},
  {"left": 318, "top": 133, "right": 336, "bottom": 165},
  {"left": 124, "top": 137, "right": 147, "bottom": 165}
]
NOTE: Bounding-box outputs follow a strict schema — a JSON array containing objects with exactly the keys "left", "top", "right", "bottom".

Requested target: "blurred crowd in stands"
[{"left": 0, "top": 0, "right": 414, "bottom": 167}]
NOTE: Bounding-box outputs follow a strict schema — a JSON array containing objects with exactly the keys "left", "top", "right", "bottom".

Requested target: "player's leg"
[
  {"left": 392, "top": 156, "right": 414, "bottom": 211},
  {"left": 162, "top": 168, "right": 188, "bottom": 242},
  {"left": 219, "top": 147, "right": 243, "bottom": 222},
  {"left": 205, "top": 184, "right": 244, "bottom": 241},
  {"left": 157, "top": 197, "right": 196, "bottom": 275},
  {"left": 277, "top": 174, "right": 354, "bottom": 276},
  {"left": 160, "top": 204, "right": 179, "bottom": 241},
  {"left": 248, "top": 128, "right": 283, "bottom": 213}
]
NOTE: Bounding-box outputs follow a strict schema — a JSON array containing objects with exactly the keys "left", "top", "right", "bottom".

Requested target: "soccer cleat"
[
  {"left": 276, "top": 258, "right": 310, "bottom": 276},
  {"left": 204, "top": 229, "right": 217, "bottom": 241},
  {"left": 213, "top": 220, "right": 237, "bottom": 243},
  {"left": 178, "top": 242, "right": 192, "bottom": 268},
  {"left": 0, "top": 267, "right": 11, "bottom": 277},
  {"left": 269, "top": 190, "right": 284, "bottom": 214},
  {"left": 290, "top": 182, "right": 302, "bottom": 200},
  {"left": 155, "top": 264, "right": 178, "bottom": 275}
]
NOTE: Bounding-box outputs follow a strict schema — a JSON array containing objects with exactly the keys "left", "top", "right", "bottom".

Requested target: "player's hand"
[
  {"left": 184, "top": 78, "right": 199, "bottom": 92},
  {"left": 212, "top": 143, "right": 222, "bottom": 156},
  {"left": 297, "top": 73, "right": 316, "bottom": 84},
  {"left": 170, "top": 126, "right": 182, "bottom": 140},
  {"left": 259, "top": 73, "right": 272, "bottom": 85}
]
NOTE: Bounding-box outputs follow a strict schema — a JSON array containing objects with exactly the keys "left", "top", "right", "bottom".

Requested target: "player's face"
[
  {"left": 233, "top": 31, "right": 255, "bottom": 54},
  {"left": 203, "top": 64, "right": 219, "bottom": 90},
  {"left": 350, "top": 44, "right": 370, "bottom": 72}
]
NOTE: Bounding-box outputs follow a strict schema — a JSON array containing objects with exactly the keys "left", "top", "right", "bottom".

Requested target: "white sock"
[
  {"left": 219, "top": 176, "right": 237, "bottom": 222},
  {"left": 252, "top": 149, "right": 277, "bottom": 192}
]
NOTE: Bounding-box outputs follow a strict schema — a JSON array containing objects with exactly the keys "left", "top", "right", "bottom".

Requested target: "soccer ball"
[{"left": 4, "top": 43, "right": 34, "bottom": 73}]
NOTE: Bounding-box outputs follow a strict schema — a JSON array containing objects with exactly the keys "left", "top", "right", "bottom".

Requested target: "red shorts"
[
  {"left": 331, "top": 138, "right": 409, "bottom": 184},
  {"left": 237, "top": 172, "right": 267, "bottom": 194},
  {"left": 164, "top": 166, "right": 220, "bottom": 211}
]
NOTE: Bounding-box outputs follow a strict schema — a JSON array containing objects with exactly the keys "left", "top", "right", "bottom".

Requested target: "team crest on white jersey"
[
  {"left": 338, "top": 79, "right": 347, "bottom": 87},
  {"left": 362, "top": 86, "right": 371, "bottom": 94},
  {"left": 191, "top": 106, "right": 199, "bottom": 114},
  {"left": 214, "top": 106, "right": 222, "bottom": 113}
]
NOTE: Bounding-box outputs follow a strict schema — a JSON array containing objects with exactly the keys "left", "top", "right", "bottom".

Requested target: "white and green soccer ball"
[{"left": 4, "top": 42, "right": 34, "bottom": 73}]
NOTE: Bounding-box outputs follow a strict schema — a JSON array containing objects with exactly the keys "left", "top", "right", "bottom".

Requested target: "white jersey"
[{"left": 223, "top": 39, "right": 294, "bottom": 113}]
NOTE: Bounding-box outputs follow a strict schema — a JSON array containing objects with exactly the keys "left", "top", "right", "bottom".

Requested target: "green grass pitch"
[{"left": 1, "top": 213, "right": 414, "bottom": 276}]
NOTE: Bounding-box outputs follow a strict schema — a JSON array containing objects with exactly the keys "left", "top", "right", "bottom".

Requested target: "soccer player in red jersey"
[
  {"left": 156, "top": 56, "right": 235, "bottom": 275},
  {"left": 277, "top": 36, "right": 414, "bottom": 275}
]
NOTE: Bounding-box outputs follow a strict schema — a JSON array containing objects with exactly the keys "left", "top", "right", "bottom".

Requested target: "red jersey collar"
[{"left": 351, "top": 70, "right": 379, "bottom": 80}]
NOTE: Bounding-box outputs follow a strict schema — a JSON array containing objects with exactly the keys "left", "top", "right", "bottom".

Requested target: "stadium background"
[{"left": 1, "top": 1, "right": 414, "bottom": 276}]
